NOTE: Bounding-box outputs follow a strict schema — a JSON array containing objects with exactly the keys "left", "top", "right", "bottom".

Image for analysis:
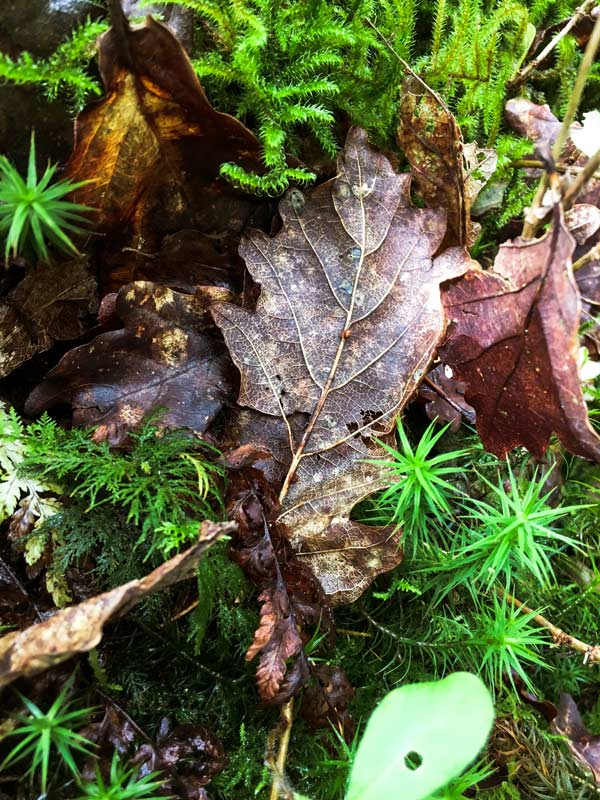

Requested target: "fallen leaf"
[
  {"left": 64, "top": 11, "right": 271, "bottom": 292},
  {"left": 398, "top": 80, "right": 497, "bottom": 248},
  {"left": 300, "top": 663, "right": 354, "bottom": 735},
  {"left": 226, "top": 460, "right": 331, "bottom": 702},
  {"left": 514, "top": 677, "right": 600, "bottom": 786},
  {"left": 565, "top": 205, "right": 600, "bottom": 245},
  {"left": 0, "top": 257, "right": 97, "bottom": 378},
  {"left": 25, "top": 282, "right": 234, "bottom": 444},
  {"left": 441, "top": 210, "right": 600, "bottom": 460},
  {"left": 0, "top": 520, "right": 233, "bottom": 687},
  {"left": 213, "top": 126, "right": 472, "bottom": 603},
  {"left": 246, "top": 584, "right": 306, "bottom": 702},
  {"left": 419, "top": 364, "right": 476, "bottom": 431},
  {"left": 132, "top": 721, "right": 226, "bottom": 799},
  {"left": 504, "top": 99, "right": 562, "bottom": 147}
]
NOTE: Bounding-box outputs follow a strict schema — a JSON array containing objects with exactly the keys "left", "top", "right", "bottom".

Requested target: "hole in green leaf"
[{"left": 404, "top": 751, "right": 423, "bottom": 771}]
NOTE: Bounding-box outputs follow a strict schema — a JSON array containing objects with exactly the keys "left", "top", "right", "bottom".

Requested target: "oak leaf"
[
  {"left": 0, "top": 521, "right": 233, "bottom": 688},
  {"left": 213, "top": 127, "right": 472, "bottom": 603},
  {"left": 441, "top": 211, "right": 600, "bottom": 460},
  {"left": 25, "top": 282, "right": 233, "bottom": 444}
]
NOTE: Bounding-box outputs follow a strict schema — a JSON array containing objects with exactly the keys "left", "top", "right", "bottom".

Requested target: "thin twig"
[
  {"left": 510, "top": 0, "right": 597, "bottom": 89},
  {"left": 562, "top": 146, "right": 600, "bottom": 209},
  {"left": 504, "top": 592, "right": 600, "bottom": 664},
  {"left": 268, "top": 699, "right": 295, "bottom": 800},
  {"left": 511, "top": 158, "right": 600, "bottom": 181},
  {"left": 522, "top": 12, "right": 600, "bottom": 239},
  {"left": 573, "top": 240, "right": 600, "bottom": 271}
]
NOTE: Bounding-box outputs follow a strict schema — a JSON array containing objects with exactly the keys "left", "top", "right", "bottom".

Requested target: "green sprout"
[
  {"left": 363, "top": 420, "right": 469, "bottom": 555},
  {"left": 0, "top": 678, "right": 95, "bottom": 792},
  {"left": 75, "top": 752, "right": 170, "bottom": 800},
  {"left": 0, "top": 132, "right": 93, "bottom": 264}
]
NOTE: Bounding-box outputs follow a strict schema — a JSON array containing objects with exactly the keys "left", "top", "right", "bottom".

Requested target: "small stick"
[
  {"left": 269, "top": 699, "right": 295, "bottom": 800},
  {"left": 512, "top": 158, "right": 600, "bottom": 181},
  {"left": 522, "top": 12, "right": 600, "bottom": 239},
  {"left": 562, "top": 146, "right": 600, "bottom": 209},
  {"left": 510, "top": 0, "right": 597, "bottom": 89},
  {"left": 503, "top": 591, "right": 600, "bottom": 664},
  {"left": 573, "top": 240, "right": 600, "bottom": 271}
]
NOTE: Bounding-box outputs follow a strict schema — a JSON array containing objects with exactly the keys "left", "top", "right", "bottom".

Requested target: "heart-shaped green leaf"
[{"left": 346, "top": 672, "right": 494, "bottom": 800}]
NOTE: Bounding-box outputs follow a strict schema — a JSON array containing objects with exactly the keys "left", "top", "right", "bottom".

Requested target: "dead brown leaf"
[
  {"left": 0, "top": 520, "right": 233, "bottom": 688},
  {"left": 64, "top": 12, "right": 271, "bottom": 292},
  {"left": 398, "top": 80, "right": 496, "bottom": 248},
  {"left": 0, "top": 257, "right": 97, "bottom": 378},
  {"left": 25, "top": 281, "right": 233, "bottom": 444},
  {"left": 419, "top": 364, "right": 476, "bottom": 432},
  {"left": 212, "top": 126, "right": 473, "bottom": 603},
  {"left": 441, "top": 210, "right": 600, "bottom": 460}
]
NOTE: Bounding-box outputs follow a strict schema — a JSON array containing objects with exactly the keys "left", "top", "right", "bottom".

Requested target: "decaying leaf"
[
  {"left": 515, "top": 677, "right": 600, "bottom": 785},
  {"left": 419, "top": 364, "right": 476, "bottom": 432},
  {"left": 565, "top": 204, "right": 600, "bottom": 245},
  {"left": 246, "top": 585, "right": 305, "bottom": 701},
  {"left": 0, "top": 520, "right": 233, "bottom": 688},
  {"left": 25, "top": 282, "right": 233, "bottom": 444},
  {"left": 226, "top": 459, "right": 331, "bottom": 702},
  {"left": 213, "top": 126, "right": 472, "bottom": 603},
  {"left": 64, "top": 11, "right": 271, "bottom": 292},
  {"left": 0, "top": 257, "right": 97, "bottom": 378},
  {"left": 441, "top": 210, "right": 600, "bottom": 460},
  {"left": 398, "top": 80, "right": 497, "bottom": 248}
]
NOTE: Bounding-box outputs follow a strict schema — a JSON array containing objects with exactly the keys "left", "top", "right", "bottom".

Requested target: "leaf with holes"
[
  {"left": 212, "top": 126, "right": 472, "bottom": 603},
  {"left": 347, "top": 672, "right": 494, "bottom": 800}
]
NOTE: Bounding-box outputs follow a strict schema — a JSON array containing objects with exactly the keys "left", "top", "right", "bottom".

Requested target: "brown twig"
[
  {"left": 268, "top": 699, "right": 295, "bottom": 800},
  {"left": 522, "top": 12, "right": 600, "bottom": 239},
  {"left": 503, "top": 591, "right": 600, "bottom": 664},
  {"left": 511, "top": 158, "right": 600, "bottom": 181},
  {"left": 573, "top": 240, "right": 600, "bottom": 271},
  {"left": 562, "top": 146, "right": 600, "bottom": 209},
  {"left": 509, "top": 0, "right": 598, "bottom": 90}
]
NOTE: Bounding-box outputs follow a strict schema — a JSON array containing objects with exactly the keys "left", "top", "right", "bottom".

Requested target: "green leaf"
[{"left": 346, "top": 672, "right": 494, "bottom": 800}]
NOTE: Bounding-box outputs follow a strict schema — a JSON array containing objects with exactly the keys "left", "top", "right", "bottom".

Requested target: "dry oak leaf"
[
  {"left": 212, "top": 127, "right": 473, "bottom": 604},
  {"left": 0, "top": 257, "right": 97, "bottom": 378},
  {"left": 398, "top": 81, "right": 497, "bottom": 249},
  {"left": 25, "top": 282, "right": 233, "bottom": 445},
  {"left": 0, "top": 521, "right": 233, "bottom": 688},
  {"left": 441, "top": 211, "right": 600, "bottom": 460}
]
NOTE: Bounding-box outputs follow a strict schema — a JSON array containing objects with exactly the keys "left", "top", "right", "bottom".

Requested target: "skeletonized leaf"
[
  {"left": 441, "top": 211, "right": 600, "bottom": 460},
  {"left": 398, "top": 81, "right": 496, "bottom": 248},
  {"left": 26, "top": 282, "right": 233, "bottom": 444},
  {"left": 213, "top": 127, "right": 472, "bottom": 603},
  {"left": 0, "top": 521, "right": 233, "bottom": 688}
]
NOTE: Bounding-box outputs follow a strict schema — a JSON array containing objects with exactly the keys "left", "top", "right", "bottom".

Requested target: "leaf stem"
[{"left": 510, "top": 0, "right": 597, "bottom": 89}]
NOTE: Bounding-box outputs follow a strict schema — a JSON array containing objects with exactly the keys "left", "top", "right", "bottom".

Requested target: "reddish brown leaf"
[
  {"left": 505, "top": 99, "right": 562, "bottom": 147},
  {"left": 565, "top": 205, "right": 600, "bottom": 245},
  {"left": 213, "top": 127, "right": 472, "bottom": 603},
  {"left": 419, "top": 364, "right": 476, "bottom": 431},
  {"left": 246, "top": 585, "right": 305, "bottom": 702},
  {"left": 300, "top": 663, "right": 355, "bottom": 734},
  {"left": 0, "top": 258, "right": 97, "bottom": 378},
  {"left": 441, "top": 211, "right": 600, "bottom": 460},
  {"left": 0, "top": 521, "right": 233, "bottom": 687},
  {"left": 398, "top": 81, "right": 496, "bottom": 248},
  {"left": 64, "top": 13, "right": 271, "bottom": 292},
  {"left": 552, "top": 694, "right": 600, "bottom": 783},
  {"left": 25, "top": 282, "right": 233, "bottom": 444}
]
